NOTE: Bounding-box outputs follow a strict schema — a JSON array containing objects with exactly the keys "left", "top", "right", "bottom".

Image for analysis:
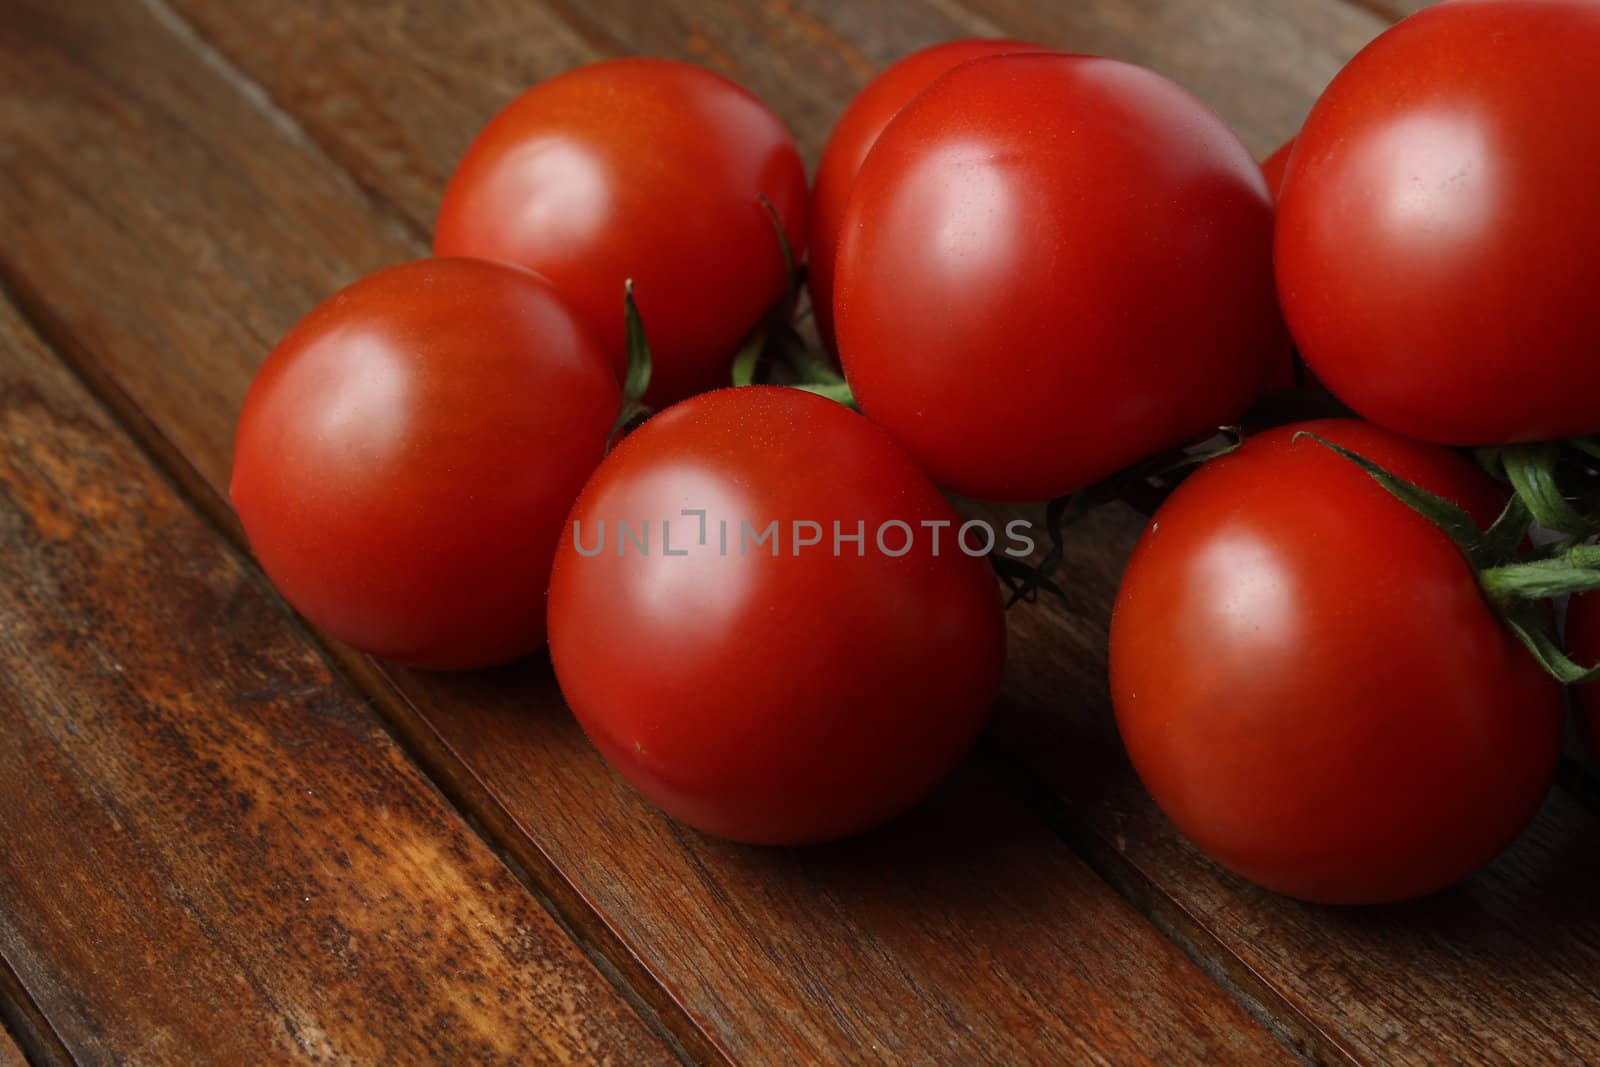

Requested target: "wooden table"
[{"left": 3, "top": 0, "right": 1598, "bottom": 1063}]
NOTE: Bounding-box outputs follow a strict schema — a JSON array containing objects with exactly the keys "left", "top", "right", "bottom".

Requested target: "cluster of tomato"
[{"left": 232, "top": 0, "right": 1600, "bottom": 904}]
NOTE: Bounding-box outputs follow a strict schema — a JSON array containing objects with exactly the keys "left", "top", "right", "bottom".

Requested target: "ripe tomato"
[
  {"left": 547, "top": 387, "right": 1006, "bottom": 844},
  {"left": 1570, "top": 593, "right": 1600, "bottom": 764},
  {"left": 1276, "top": 0, "right": 1600, "bottom": 445},
  {"left": 1260, "top": 137, "right": 1294, "bottom": 201},
  {"left": 232, "top": 258, "right": 618, "bottom": 670},
  {"left": 435, "top": 58, "right": 808, "bottom": 406},
  {"left": 1110, "top": 419, "right": 1562, "bottom": 904},
  {"left": 835, "top": 53, "right": 1280, "bottom": 502},
  {"left": 808, "top": 38, "right": 1051, "bottom": 353}
]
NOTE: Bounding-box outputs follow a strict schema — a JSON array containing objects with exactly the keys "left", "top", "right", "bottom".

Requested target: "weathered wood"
[
  {"left": 145, "top": 0, "right": 1600, "bottom": 1061},
  {"left": 0, "top": 958, "right": 71, "bottom": 1067},
  {"left": 384, "top": 664, "right": 1291, "bottom": 1064},
  {"left": 0, "top": 296, "right": 670, "bottom": 1063},
  {"left": 0, "top": 1, "right": 1294, "bottom": 1062},
  {"left": 929, "top": 0, "right": 1385, "bottom": 155},
  {"left": 0, "top": 1023, "right": 25, "bottom": 1067}
]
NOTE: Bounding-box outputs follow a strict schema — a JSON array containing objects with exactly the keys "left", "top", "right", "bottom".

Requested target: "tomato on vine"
[
  {"left": 1110, "top": 419, "right": 1562, "bottom": 904},
  {"left": 1260, "top": 137, "right": 1294, "bottom": 200},
  {"left": 809, "top": 38, "right": 1052, "bottom": 354},
  {"left": 548, "top": 386, "right": 1005, "bottom": 844},
  {"left": 1276, "top": 0, "right": 1600, "bottom": 444},
  {"left": 835, "top": 53, "right": 1280, "bottom": 502},
  {"left": 435, "top": 58, "right": 808, "bottom": 405},
  {"left": 232, "top": 258, "right": 618, "bottom": 669}
]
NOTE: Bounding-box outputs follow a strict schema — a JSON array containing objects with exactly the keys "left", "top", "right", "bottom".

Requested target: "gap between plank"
[
  {"left": 1333, "top": 0, "right": 1411, "bottom": 27},
  {"left": 0, "top": 947, "right": 73, "bottom": 1067},
  {"left": 139, "top": 0, "right": 434, "bottom": 252},
  {"left": 974, "top": 743, "right": 1352, "bottom": 1067},
  {"left": 0, "top": 264, "right": 719, "bottom": 1067}
]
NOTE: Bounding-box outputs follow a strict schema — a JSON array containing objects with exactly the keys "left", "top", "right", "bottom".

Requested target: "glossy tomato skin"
[
  {"left": 1260, "top": 137, "right": 1295, "bottom": 201},
  {"left": 435, "top": 58, "right": 808, "bottom": 406},
  {"left": 1569, "top": 593, "right": 1600, "bottom": 764},
  {"left": 808, "top": 38, "right": 1051, "bottom": 353},
  {"left": 1110, "top": 419, "right": 1561, "bottom": 904},
  {"left": 548, "top": 387, "right": 1006, "bottom": 844},
  {"left": 836, "top": 53, "right": 1280, "bottom": 502},
  {"left": 1276, "top": 1, "right": 1600, "bottom": 445},
  {"left": 231, "top": 258, "right": 618, "bottom": 670},
  {"left": 1258, "top": 136, "right": 1301, "bottom": 391}
]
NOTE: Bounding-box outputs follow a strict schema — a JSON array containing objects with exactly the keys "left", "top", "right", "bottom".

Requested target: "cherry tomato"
[
  {"left": 547, "top": 387, "right": 1005, "bottom": 844},
  {"left": 435, "top": 58, "right": 808, "bottom": 406},
  {"left": 232, "top": 258, "right": 618, "bottom": 670},
  {"left": 1110, "top": 419, "right": 1561, "bottom": 904},
  {"left": 1569, "top": 593, "right": 1600, "bottom": 764},
  {"left": 1276, "top": 0, "right": 1600, "bottom": 445},
  {"left": 1260, "top": 137, "right": 1294, "bottom": 201},
  {"left": 1257, "top": 136, "right": 1308, "bottom": 393},
  {"left": 836, "top": 53, "right": 1280, "bottom": 502},
  {"left": 808, "top": 38, "right": 1051, "bottom": 353}
]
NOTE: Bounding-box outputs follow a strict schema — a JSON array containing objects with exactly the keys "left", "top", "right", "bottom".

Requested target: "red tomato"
[
  {"left": 232, "top": 259, "right": 618, "bottom": 670},
  {"left": 1259, "top": 137, "right": 1302, "bottom": 391},
  {"left": 435, "top": 59, "right": 808, "bottom": 406},
  {"left": 547, "top": 387, "right": 1005, "bottom": 844},
  {"left": 1110, "top": 419, "right": 1561, "bottom": 904},
  {"left": 1276, "top": 0, "right": 1600, "bottom": 445},
  {"left": 1260, "top": 136, "right": 1294, "bottom": 201},
  {"left": 809, "top": 38, "right": 1052, "bottom": 353},
  {"left": 836, "top": 53, "right": 1280, "bottom": 502},
  {"left": 1570, "top": 593, "right": 1600, "bottom": 764}
]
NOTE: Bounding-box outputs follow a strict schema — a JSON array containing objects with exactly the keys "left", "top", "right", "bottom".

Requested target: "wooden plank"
[
  {"left": 924, "top": 0, "right": 1384, "bottom": 155},
  {"left": 0, "top": 1024, "right": 25, "bottom": 1067},
  {"left": 1365, "top": 0, "right": 1431, "bottom": 19},
  {"left": 0, "top": 1, "right": 1294, "bottom": 1062},
  {"left": 149, "top": 0, "right": 1600, "bottom": 1061},
  {"left": 0, "top": 299, "right": 670, "bottom": 1062},
  {"left": 385, "top": 665, "right": 1294, "bottom": 1063},
  {"left": 0, "top": 956, "right": 72, "bottom": 1067}
]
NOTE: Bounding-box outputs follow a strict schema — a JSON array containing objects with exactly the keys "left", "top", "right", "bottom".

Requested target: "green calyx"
[
  {"left": 605, "top": 279, "right": 654, "bottom": 452},
  {"left": 729, "top": 195, "right": 857, "bottom": 408},
  {"left": 1299, "top": 432, "right": 1600, "bottom": 686}
]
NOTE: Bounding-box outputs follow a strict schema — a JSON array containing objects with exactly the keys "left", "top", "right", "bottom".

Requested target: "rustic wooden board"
[
  {"left": 0, "top": 1023, "right": 25, "bottom": 1067},
  {"left": 0, "top": 295, "right": 671, "bottom": 1061},
  {"left": 0, "top": 1, "right": 1293, "bottom": 1062},
  {"left": 383, "top": 664, "right": 1289, "bottom": 1063},
  {"left": 144, "top": 0, "right": 1600, "bottom": 1062}
]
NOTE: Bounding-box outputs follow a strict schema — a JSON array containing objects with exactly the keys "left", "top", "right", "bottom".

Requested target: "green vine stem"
[
  {"left": 997, "top": 429, "right": 1245, "bottom": 606},
  {"left": 1301, "top": 433, "right": 1600, "bottom": 686},
  {"left": 605, "top": 279, "right": 654, "bottom": 451},
  {"left": 1491, "top": 440, "right": 1600, "bottom": 541},
  {"left": 730, "top": 195, "right": 858, "bottom": 408}
]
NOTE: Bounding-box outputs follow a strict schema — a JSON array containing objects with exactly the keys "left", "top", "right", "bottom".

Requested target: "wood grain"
[
  {"left": 0, "top": 1, "right": 1293, "bottom": 1062},
  {"left": 0, "top": 295, "right": 670, "bottom": 1062},
  {"left": 144, "top": 0, "right": 1600, "bottom": 1062},
  {"left": 0, "top": 1023, "right": 25, "bottom": 1067},
  {"left": 385, "top": 663, "right": 1290, "bottom": 1064}
]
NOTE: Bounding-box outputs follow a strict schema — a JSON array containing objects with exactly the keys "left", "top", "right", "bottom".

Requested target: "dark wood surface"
[
  {"left": 0, "top": 289, "right": 671, "bottom": 1061},
  {"left": 0, "top": 1024, "right": 23, "bottom": 1067},
  {"left": 2, "top": 0, "right": 1597, "bottom": 1063}
]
